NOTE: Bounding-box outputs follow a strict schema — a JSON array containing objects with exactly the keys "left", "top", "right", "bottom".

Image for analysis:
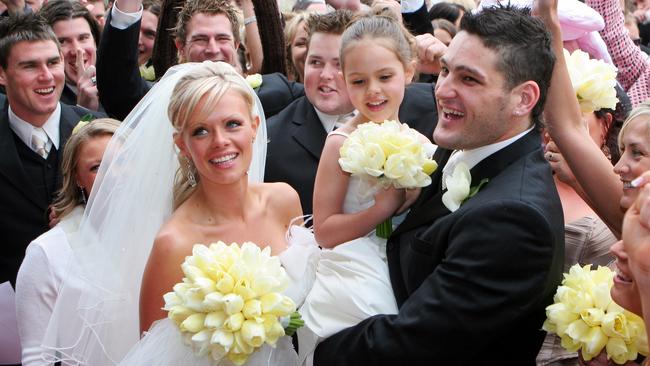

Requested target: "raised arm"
[
  {"left": 538, "top": 0, "right": 624, "bottom": 236},
  {"left": 96, "top": 0, "right": 152, "bottom": 120}
]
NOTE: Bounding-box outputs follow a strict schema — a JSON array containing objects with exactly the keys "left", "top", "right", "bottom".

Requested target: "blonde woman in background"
[{"left": 15, "top": 118, "right": 120, "bottom": 366}]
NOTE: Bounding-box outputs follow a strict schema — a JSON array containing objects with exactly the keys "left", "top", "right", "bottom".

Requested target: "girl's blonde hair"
[
  {"left": 168, "top": 62, "right": 257, "bottom": 209},
  {"left": 618, "top": 100, "right": 650, "bottom": 150},
  {"left": 50, "top": 118, "right": 120, "bottom": 219},
  {"left": 340, "top": 13, "right": 417, "bottom": 72}
]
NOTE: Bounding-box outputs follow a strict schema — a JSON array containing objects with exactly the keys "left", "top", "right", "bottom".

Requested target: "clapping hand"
[{"left": 75, "top": 49, "right": 99, "bottom": 111}]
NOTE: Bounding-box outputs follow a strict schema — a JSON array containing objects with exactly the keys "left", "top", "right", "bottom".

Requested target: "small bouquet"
[
  {"left": 338, "top": 120, "right": 438, "bottom": 237},
  {"left": 543, "top": 264, "right": 648, "bottom": 364},
  {"left": 564, "top": 49, "right": 618, "bottom": 113},
  {"left": 163, "top": 242, "right": 303, "bottom": 366}
]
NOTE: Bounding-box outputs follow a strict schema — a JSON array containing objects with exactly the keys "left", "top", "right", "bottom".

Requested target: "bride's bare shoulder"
[
  {"left": 151, "top": 212, "right": 194, "bottom": 255},
  {"left": 255, "top": 182, "right": 303, "bottom": 221}
]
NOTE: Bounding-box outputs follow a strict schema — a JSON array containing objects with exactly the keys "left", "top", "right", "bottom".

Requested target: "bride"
[{"left": 40, "top": 61, "right": 318, "bottom": 365}]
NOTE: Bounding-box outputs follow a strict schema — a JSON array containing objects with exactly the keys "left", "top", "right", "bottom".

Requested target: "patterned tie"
[{"left": 31, "top": 128, "right": 49, "bottom": 159}]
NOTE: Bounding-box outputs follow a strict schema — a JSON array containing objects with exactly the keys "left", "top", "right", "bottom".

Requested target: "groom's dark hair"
[{"left": 460, "top": 5, "right": 555, "bottom": 128}]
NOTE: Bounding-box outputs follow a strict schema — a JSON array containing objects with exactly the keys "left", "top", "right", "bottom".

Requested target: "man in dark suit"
[
  {"left": 0, "top": 13, "right": 102, "bottom": 287},
  {"left": 313, "top": 5, "right": 564, "bottom": 365},
  {"left": 265, "top": 10, "right": 437, "bottom": 216},
  {"left": 96, "top": 0, "right": 304, "bottom": 121}
]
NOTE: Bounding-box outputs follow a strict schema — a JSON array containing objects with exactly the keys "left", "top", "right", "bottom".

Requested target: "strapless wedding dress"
[{"left": 119, "top": 225, "right": 320, "bottom": 366}]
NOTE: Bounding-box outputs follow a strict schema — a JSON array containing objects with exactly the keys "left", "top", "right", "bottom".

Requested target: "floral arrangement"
[
  {"left": 338, "top": 120, "right": 437, "bottom": 189},
  {"left": 442, "top": 163, "right": 488, "bottom": 212},
  {"left": 245, "top": 74, "right": 263, "bottom": 89},
  {"left": 543, "top": 264, "right": 648, "bottom": 364},
  {"left": 564, "top": 49, "right": 618, "bottom": 113},
  {"left": 338, "top": 120, "right": 437, "bottom": 238},
  {"left": 163, "top": 242, "right": 303, "bottom": 365}
]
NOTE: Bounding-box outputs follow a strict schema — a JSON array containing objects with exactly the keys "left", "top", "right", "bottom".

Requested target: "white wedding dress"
[
  {"left": 298, "top": 174, "right": 399, "bottom": 363},
  {"left": 40, "top": 62, "right": 316, "bottom": 366},
  {"left": 119, "top": 225, "right": 320, "bottom": 366}
]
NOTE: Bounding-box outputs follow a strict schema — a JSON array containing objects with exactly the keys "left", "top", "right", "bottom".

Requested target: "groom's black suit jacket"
[{"left": 314, "top": 129, "right": 565, "bottom": 365}]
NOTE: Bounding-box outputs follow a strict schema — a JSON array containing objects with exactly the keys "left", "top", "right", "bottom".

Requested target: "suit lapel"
[
  {"left": 291, "top": 99, "right": 327, "bottom": 160},
  {"left": 391, "top": 129, "right": 542, "bottom": 236},
  {"left": 59, "top": 104, "right": 78, "bottom": 152},
  {"left": 392, "top": 148, "right": 452, "bottom": 236},
  {"left": 0, "top": 101, "right": 46, "bottom": 209}
]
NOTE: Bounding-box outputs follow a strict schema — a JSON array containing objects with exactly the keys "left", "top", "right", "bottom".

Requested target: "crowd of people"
[{"left": 0, "top": 0, "right": 650, "bottom": 364}]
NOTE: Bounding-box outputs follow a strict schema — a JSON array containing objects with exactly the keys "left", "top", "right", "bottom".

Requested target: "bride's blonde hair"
[{"left": 168, "top": 62, "right": 257, "bottom": 208}]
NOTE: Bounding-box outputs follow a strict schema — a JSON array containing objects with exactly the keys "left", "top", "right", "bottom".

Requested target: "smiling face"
[
  {"left": 0, "top": 40, "right": 64, "bottom": 126},
  {"left": 176, "top": 13, "right": 238, "bottom": 66},
  {"left": 303, "top": 32, "right": 354, "bottom": 115},
  {"left": 175, "top": 90, "right": 259, "bottom": 186},
  {"left": 434, "top": 31, "right": 530, "bottom": 150},
  {"left": 75, "top": 134, "right": 112, "bottom": 192},
  {"left": 614, "top": 117, "right": 650, "bottom": 211},
  {"left": 52, "top": 17, "right": 97, "bottom": 85},
  {"left": 290, "top": 22, "right": 308, "bottom": 82},
  {"left": 138, "top": 9, "right": 159, "bottom": 66},
  {"left": 342, "top": 38, "right": 414, "bottom": 123},
  {"left": 610, "top": 240, "right": 643, "bottom": 314}
]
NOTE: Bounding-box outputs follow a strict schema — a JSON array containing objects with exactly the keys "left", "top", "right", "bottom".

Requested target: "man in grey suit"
[
  {"left": 265, "top": 10, "right": 438, "bottom": 216},
  {"left": 0, "top": 13, "right": 102, "bottom": 286}
]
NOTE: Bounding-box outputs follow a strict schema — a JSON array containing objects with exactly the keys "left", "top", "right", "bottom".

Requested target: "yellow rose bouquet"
[
  {"left": 564, "top": 49, "right": 618, "bottom": 113},
  {"left": 338, "top": 120, "right": 438, "bottom": 237},
  {"left": 543, "top": 264, "right": 648, "bottom": 364},
  {"left": 163, "top": 242, "right": 303, "bottom": 366}
]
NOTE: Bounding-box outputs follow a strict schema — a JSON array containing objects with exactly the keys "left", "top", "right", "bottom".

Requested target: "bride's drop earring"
[
  {"left": 78, "top": 185, "right": 87, "bottom": 204},
  {"left": 185, "top": 157, "right": 197, "bottom": 187}
]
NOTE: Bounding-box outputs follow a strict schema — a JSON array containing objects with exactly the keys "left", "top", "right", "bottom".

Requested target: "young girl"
[{"left": 299, "top": 13, "right": 424, "bottom": 351}]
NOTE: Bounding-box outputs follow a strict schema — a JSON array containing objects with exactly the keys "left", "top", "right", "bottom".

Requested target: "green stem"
[
  {"left": 284, "top": 311, "right": 304, "bottom": 337},
  {"left": 376, "top": 217, "right": 392, "bottom": 239}
]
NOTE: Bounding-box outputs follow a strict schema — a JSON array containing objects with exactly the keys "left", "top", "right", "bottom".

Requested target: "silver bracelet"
[{"left": 244, "top": 16, "right": 257, "bottom": 25}]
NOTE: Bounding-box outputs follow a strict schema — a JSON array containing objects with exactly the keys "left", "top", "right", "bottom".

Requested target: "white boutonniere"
[
  {"left": 245, "top": 73, "right": 263, "bottom": 89},
  {"left": 442, "top": 163, "right": 488, "bottom": 212}
]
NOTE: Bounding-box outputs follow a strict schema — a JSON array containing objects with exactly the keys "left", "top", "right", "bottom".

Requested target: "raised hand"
[
  {"left": 75, "top": 49, "right": 100, "bottom": 111},
  {"left": 415, "top": 33, "right": 446, "bottom": 75},
  {"left": 0, "top": 0, "right": 25, "bottom": 15}
]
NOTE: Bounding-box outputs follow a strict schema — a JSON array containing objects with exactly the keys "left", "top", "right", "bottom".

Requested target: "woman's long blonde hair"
[
  {"left": 50, "top": 118, "right": 120, "bottom": 219},
  {"left": 168, "top": 62, "right": 257, "bottom": 209}
]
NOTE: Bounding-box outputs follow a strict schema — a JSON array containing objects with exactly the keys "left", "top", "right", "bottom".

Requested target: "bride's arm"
[
  {"left": 139, "top": 231, "right": 186, "bottom": 335},
  {"left": 313, "top": 136, "right": 405, "bottom": 248}
]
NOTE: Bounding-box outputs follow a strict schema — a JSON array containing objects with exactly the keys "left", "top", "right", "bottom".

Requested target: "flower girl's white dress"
[
  {"left": 118, "top": 226, "right": 320, "bottom": 366},
  {"left": 298, "top": 169, "right": 399, "bottom": 363}
]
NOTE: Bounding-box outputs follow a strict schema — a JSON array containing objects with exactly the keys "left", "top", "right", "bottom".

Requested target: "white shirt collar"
[
  {"left": 8, "top": 103, "right": 62, "bottom": 150},
  {"left": 314, "top": 108, "right": 357, "bottom": 133},
  {"left": 442, "top": 126, "right": 534, "bottom": 189}
]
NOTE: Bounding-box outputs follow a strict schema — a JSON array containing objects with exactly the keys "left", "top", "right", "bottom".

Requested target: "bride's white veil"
[{"left": 41, "top": 61, "right": 267, "bottom": 365}]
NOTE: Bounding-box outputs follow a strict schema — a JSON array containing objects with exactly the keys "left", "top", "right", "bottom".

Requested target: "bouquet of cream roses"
[
  {"left": 338, "top": 120, "right": 437, "bottom": 189},
  {"left": 163, "top": 242, "right": 303, "bottom": 366},
  {"left": 564, "top": 49, "right": 618, "bottom": 113},
  {"left": 338, "top": 120, "right": 437, "bottom": 237},
  {"left": 543, "top": 264, "right": 648, "bottom": 364}
]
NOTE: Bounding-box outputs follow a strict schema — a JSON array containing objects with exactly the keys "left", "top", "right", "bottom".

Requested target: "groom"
[{"left": 313, "top": 5, "right": 565, "bottom": 365}]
